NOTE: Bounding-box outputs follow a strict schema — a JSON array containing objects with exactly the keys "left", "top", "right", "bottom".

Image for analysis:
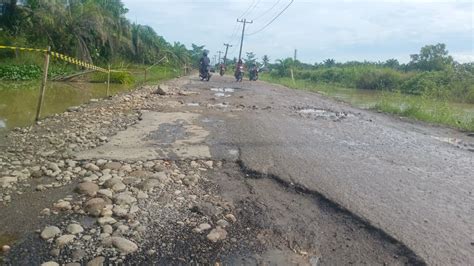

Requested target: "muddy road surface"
[{"left": 0, "top": 74, "right": 472, "bottom": 265}]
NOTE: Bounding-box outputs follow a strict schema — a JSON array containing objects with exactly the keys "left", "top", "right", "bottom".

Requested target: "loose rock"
[
  {"left": 111, "top": 237, "right": 138, "bottom": 254},
  {"left": 206, "top": 227, "right": 227, "bottom": 242},
  {"left": 41, "top": 226, "right": 61, "bottom": 240},
  {"left": 76, "top": 182, "right": 99, "bottom": 197}
]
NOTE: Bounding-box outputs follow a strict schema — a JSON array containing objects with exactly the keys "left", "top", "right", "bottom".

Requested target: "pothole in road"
[
  {"left": 211, "top": 88, "right": 236, "bottom": 98},
  {"left": 211, "top": 88, "right": 235, "bottom": 93},
  {"left": 292, "top": 107, "right": 354, "bottom": 121}
]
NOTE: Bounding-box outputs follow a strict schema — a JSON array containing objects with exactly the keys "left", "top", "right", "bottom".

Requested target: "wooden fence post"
[
  {"left": 107, "top": 64, "right": 111, "bottom": 97},
  {"left": 35, "top": 46, "right": 51, "bottom": 122}
]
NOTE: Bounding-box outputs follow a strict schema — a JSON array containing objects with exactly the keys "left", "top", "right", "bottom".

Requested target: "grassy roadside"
[{"left": 260, "top": 75, "right": 474, "bottom": 132}]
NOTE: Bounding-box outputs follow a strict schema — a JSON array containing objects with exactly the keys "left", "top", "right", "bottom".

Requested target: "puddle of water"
[
  {"left": 0, "top": 233, "right": 17, "bottom": 260},
  {"left": 211, "top": 88, "right": 235, "bottom": 93},
  {"left": 296, "top": 108, "right": 353, "bottom": 121},
  {"left": 297, "top": 109, "right": 330, "bottom": 116},
  {"left": 214, "top": 92, "right": 231, "bottom": 98},
  {"left": 209, "top": 103, "right": 229, "bottom": 108},
  {"left": 186, "top": 103, "right": 200, "bottom": 107}
]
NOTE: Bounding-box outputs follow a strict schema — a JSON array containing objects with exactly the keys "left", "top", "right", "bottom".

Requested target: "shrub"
[
  {"left": 0, "top": 64, "right": 42, "bottom": 80},
  {"left": 91, "top": 71, "right": 135, "bottom": 84},
  {"left": 355, "top": 68, "right": 401, "bottom": 91}
]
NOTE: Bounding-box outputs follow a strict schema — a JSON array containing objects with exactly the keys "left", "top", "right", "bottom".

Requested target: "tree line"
[
  {"left": 261, "top": 44, "right": 474, "bottom": 104},
  {"left": 0, "top": 0, "right": 205, "bottom": 68}
]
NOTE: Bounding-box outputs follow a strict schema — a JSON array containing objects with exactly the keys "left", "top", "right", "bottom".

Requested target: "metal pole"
[
  {"left": 223, "top": 43, "right": 232, "bottom": 65},
  {"left": 35, "top": 46, "right": 51, "bottom": 122},
  {"left": 107, "top": 64, "right": 111, "bottom": 97},
  {"left": 237, "top": 19, "right": 253, "bottom": 61}
]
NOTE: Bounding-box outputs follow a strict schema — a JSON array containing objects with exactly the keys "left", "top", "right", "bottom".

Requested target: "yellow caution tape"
[
  {"left": 0, "top": 45, "right": 47, "bottom": 53},
  {"left": 0, "top": 45, "right": 108, "bottom": 73}
]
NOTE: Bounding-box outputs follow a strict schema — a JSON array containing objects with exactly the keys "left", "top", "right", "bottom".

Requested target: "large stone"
[
  {"left": 111, "top": 237, "right": 138, "bottom": 254},
  {"left": 53, "top": 201, "right": 72, "bottom": 211},
  {"left": 98, "top": 217, "right": 117, "bottom": 225},
  {"left": 113, "top": 205, "right": 129, "bottom": 217},
  {"left": 206, "top": 227, "right": 227, "bottom": 243},
  {"left": 41, "top": 226, "right": 61, "bottom": 240},
  {"left": 84, "top": 198, "right": 106, "bottom": 217},
  {"left": 67, "top": 224, "right": 84, "bottom": 235},
  {"left": 129, "top": 170, "right": 152, "bottom": 178},
  {"left": 153, "top": 172, "right": 170, "bottom": 183},
  {"left": 97, "top": 189, "right": 113, "bottom": 199},
  {"left": 140, "top": 179, "right": 161, "bottom": 190},
  {"left": 114, "top": 192, "right": 137, "bottom": 206},
  {"left": 76, "top": 182, "right": 99, "bottom": 197},
  {"left": 41, "top": 262, "right": 59, "bottom": 266},
  {"left": 56, "top": 234, "right": 76, "bottom": 248},
  {"left": 84, "top": 163, "right": 100, "bottom": 171},
  {"left": 104, "top": 178, "right": 123, "bottom": 189},
  {"left": 87, "top": 257, "right": 105, "bottom": 266},
  {"left": 103, "top": 162, "right": 122, "bottom": 170},
  {"left": 155, "top": 84, "right": 170, "bottom": 95},
  {"left": 0, "top": 176, "right": 18, "bottom": 187},
  {"left": 111, "top": 182, "right": 126, "bottom": 192}
]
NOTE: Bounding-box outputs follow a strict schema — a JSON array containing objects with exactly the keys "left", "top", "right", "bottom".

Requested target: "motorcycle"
[
  {"left": 249, "top": 67, "right": 259, "bottom": 81},
  {"left": 219, "top": 64, "right": 225, "bottom": 76},
  {"left": 199, "top": 66, "right": 211, "bottom": 81},
  {"left": 235, "top": 65, "right": 244, "bottom": 82}
]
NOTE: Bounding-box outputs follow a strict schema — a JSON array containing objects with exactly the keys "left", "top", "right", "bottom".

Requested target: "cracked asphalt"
[{"left": 168, "top": 75, "right": 473, "bottom": 265}]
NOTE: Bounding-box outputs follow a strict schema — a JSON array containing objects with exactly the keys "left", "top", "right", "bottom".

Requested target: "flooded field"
[{"left": 0, "top": 81, "right": 131, "bottom": 130}]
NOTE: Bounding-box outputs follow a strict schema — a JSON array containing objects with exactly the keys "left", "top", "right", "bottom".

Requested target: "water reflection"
[{"left": 0, "top": 81, "right": 130, "bottom": 129}]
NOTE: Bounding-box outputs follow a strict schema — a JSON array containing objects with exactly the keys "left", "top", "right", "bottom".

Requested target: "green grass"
[{"left": 261, "top": 74, "right": 474, "bottom": 132}]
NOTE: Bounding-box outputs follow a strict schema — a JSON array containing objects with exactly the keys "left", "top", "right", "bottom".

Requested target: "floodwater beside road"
[{"left": 0, "top": 81, "right": 131, "bottom": 130}]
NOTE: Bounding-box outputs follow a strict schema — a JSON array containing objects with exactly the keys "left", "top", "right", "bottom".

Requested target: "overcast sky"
[{"left": 122, "top": 0, "right": 473, "bottom": 64}]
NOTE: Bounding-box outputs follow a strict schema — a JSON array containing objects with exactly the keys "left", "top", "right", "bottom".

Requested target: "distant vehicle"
[
  {"left": 235, "top": 65, "right": 244, "bottom": 82},
  {"left": 219, "top": 64, "right": 225, "bottom": 76},
  {"left": 249, "top": 66, "right": 259, "bottom": 81},
  {"left": 210, "top": 66, "right": 216, "bottom": 73},
  {"left": 199, "top": 66, "right": 211, "bottom": 81}
]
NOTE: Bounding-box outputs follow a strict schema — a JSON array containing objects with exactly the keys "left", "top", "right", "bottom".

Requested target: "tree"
[
  {"left": 244, "top": 52, "right": 257, "bottom": 66},
  {"left": 409, "top": 43, "right": 454, "bottom": 71},
  {"left": 262, "top": 55, "right": 270, "bottom": 66},
  {"left": 384, "top": 59, "right": 400, "bottom": 69},
  {"left": 323, "top": 58, "right": 336, "bottom": 68}
]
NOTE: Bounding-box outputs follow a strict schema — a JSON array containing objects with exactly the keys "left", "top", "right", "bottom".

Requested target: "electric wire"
[
  {"left": 252, "top": 0, "right": 282, "bottom": 21},
  {"left": 246, "top": 0, "right": 294, "bottom": 36}
]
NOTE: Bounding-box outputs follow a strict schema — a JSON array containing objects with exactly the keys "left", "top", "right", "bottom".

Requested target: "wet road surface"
[{"left": 176, "top": 75, "right": 473, "bottom": 265}]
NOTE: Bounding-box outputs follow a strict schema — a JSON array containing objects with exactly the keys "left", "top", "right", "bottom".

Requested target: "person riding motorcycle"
[
  {"left": 235, "top": 59, "right": 244, "bottom": 82},
  {"left": 199, "top": 51, "right": 211, "bottom": 80},
  {"left": 249, "top": 63, "right": 259, "bottom": 81}
]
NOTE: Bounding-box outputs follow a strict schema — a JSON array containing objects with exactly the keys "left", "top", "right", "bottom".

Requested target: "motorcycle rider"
[
  {"left": 250, "top": 63, "right": 259, "bottom": 81},
  {"left": 199, "top": 50, "right": 210, "bottom": 78},
  {"left": 235, "top": 59, "right": 244, "bottom": 82}
]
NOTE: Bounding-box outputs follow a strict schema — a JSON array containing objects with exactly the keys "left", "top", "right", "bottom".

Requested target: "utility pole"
[
  {"left": 213, "top": 55, "right": 217, "bottom": 65},
  {"left": 237, "top": 18, "right": 253, "bottom": 61},
  {"left": 217, "top": 51, "right": 223, "bottom": 64},
  {"left": 223, "top": 43, "right": 232, "bottom": 65},
  {"left": 294, "top": 49, "right": 297, "bottom": 61}
]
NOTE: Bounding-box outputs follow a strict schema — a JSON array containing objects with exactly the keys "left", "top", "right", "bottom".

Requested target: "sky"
[{"left": 122, "top": 0, "right": 474, "bottom": 64}]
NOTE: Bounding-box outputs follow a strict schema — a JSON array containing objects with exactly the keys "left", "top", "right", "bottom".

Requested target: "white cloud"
[{"left": 123, "top": 0, "right": 473, "bottom": 63}]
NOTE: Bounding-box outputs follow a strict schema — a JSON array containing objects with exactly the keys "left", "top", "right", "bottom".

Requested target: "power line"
[
  {"left": 246, "top": 0, "right": 294, "bottom": 36},
  {"left": 239, "top": 0, "right": 263, "bottom": 20},
  {"left": 252, "top": 0, "right": 282, "bottom": 21}
]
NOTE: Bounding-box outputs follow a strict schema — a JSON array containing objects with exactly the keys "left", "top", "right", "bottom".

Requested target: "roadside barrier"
[{"left": 1, "top": 45, "right": 113, "bottom": 121}]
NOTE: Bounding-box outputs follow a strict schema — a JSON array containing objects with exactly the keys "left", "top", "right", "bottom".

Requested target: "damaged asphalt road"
[{"left": 1, "top": 74, "right": 472, "bottom": 265}]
